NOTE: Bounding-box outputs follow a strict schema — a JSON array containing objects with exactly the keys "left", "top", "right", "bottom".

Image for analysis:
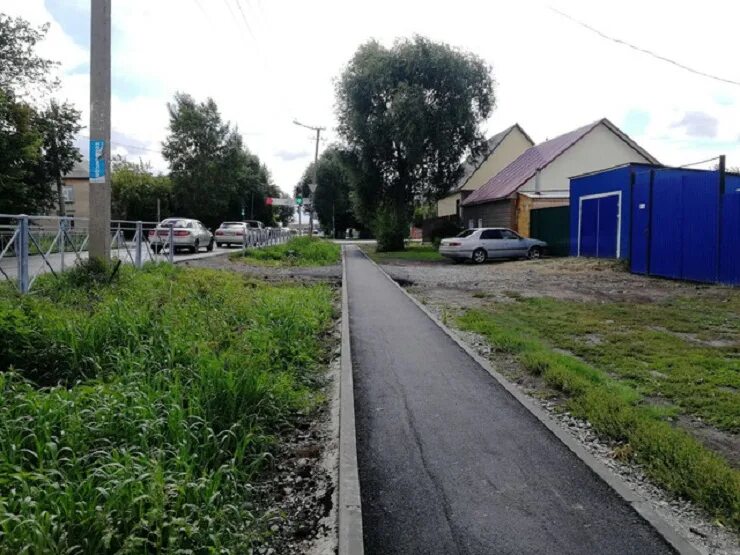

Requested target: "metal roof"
[
  {"left": 446, "top": 124, "right": 532, "bottom": 195},
  {"left": 462, "top": 118, "right": 658, "bottom": 206}
]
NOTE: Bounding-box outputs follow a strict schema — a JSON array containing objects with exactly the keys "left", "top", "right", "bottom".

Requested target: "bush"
[
  {"left": 430, "top": 220, "right": 462, "bottom": 248},
  {"left": 374, "top": 204, "right": 407, "bottom": 252}
]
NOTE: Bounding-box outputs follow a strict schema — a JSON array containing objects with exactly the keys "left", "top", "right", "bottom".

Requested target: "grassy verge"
[
  {"left": 457, "top": 294, "right": 740, "bottom": 530},
  {"left": 231, "top": 236, "right": 340, "bottom": 267},
  {"left": 363, "top": 242, "right": 445, "bottom": 263},
  {"left": 0, "top": 262, "right": 335, "bottom": 552}
]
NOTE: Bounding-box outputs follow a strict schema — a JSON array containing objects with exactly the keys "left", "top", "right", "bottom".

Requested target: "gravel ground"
[
  {"left": 382, "top": 257, "right": 739, "bottom": 555},
  {"left": 182, "top": 252, "right": 342, "bottom": 284},
  {"left": 380, "top": 256, "right": 732, "bottom": 304}
]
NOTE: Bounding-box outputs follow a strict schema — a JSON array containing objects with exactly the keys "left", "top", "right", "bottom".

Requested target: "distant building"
[
  {"left": 60, "top": 158, "right": 90, "bottom": 219},
  {"left": 461, "top": 118, "right": 658, "bottom": 234},
  {"left": 437, "top": 124, "right": 534, "bottom": 218}
]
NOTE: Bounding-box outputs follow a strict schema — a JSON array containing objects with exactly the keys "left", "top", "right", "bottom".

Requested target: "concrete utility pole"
[
  {"left": 293, "top": 119, "right": 324, "bottom": 235},
  {"left": 89, "top": 0, "right": 112, "bottom": 260}
]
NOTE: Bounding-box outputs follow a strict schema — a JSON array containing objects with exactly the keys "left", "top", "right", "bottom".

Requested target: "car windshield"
[
  {"left": 244, "top": 221, "right": 261, "bottom": 228},
  {"left": 160, "top": 219, "right": 191, "bottom": 228},
  {"left": 456, "top": 229, "right": 476, "bottom": 238}
]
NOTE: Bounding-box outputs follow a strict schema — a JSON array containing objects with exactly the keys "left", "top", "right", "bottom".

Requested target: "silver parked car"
[
  {"left": 215, "top": 221, "right": 248, "bottom": 247},
  {"left": 243, "top": 220, "right": 265, "bottom": 230},
  {"left": 439, "top": 228, "right": 546, "bottom": 264},
  {"left": 148, "top": 218, "right": 214, "bottom": 254}
]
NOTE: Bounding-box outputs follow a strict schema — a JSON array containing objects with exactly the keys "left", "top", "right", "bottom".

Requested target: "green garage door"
[{"left": 530, "top": 206, "right": 570, "bottom": 257}]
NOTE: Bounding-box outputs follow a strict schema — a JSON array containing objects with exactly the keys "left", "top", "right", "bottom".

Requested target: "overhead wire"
[{"left": 549, "top": 6, "right": 740, "bottom": 87}]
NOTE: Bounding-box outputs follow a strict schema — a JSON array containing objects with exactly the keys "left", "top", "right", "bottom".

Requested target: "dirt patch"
[
  {"left": 382, "top": 257, "right": 734, "bottom": 304},
  {"left": 677, "top": 415, "right": 740, "bottom": 469},
  {"left": 183, "top": 254, "right": 342, "bottom": 285}
]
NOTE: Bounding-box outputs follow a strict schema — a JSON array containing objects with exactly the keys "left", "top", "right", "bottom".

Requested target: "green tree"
[
  {"left": 0, "top": 14, "right": 59, "bottom": 93},
  {"left": 162, "top": 93, "right": 274, "bottom": 229},
  {"left": 36, "top": 100, "right": 82, "bottom": 216},
  {"left": 0, "top": 89, "right": 52, "bottom": 214},
  {"left": 111, "top": 157, "right": 172, "bottom": 222},
  {"left": 296, "top": 147, "right": 358, "bottom": 237},
  {"left": 336, "top": 36, "right": 495, "bottom": 250}
]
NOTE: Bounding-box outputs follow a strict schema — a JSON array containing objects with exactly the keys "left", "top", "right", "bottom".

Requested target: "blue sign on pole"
[{"left": 89, "top": 139, "right": 106, "bottom": 183}]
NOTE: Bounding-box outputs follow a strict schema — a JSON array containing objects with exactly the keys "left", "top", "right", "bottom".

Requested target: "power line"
[
  {"left": 549, "top": 6, "right": 740, "bottom": 87},
  {"left": 232, "top": 0, "right": 259, "bottom": 46}
]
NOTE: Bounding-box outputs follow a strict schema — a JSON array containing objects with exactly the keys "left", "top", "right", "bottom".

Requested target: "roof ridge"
[{"left": 462, "top": 119, "right": 618, "bottom": 207}]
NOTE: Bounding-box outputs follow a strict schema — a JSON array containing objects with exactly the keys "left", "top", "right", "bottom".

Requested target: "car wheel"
[
  {"left": 527, "top": 246, "right": 542, "bottom": 260},
  {"left": 206, "top": 238, "right": 214, "bottom": 252},
  {"left": 216, "top": 242, "right": 223, "bottom": 248},
  {"left": 153, "top": 244, "right": 162, "bottom": 254},
  {"left": 472, "top": 248, "right": 487, "bottom": 264},
  {"left": 191, "top": 240, "right": 199, "bottom": 254}
]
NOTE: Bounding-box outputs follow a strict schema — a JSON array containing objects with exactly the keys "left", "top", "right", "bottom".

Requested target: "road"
[
  {"left": 344, "top": 245, "right": 673, "bottom": 555},
  {"left": 0, "top": 244, "right": 235, "bottom": 281}
]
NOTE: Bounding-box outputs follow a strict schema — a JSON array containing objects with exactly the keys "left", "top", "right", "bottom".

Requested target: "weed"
[
  {"left": 458, "top": 301, "right": 740, "bottom": 530},
  {"left": 0, "top": 265, "right": 335, "bottom": 551},
  {"left": 232, "top": 237, "right": 340, "bottom": 267},
  {"left": 364, "top": 243, "right": 445, "bottom": 263}
]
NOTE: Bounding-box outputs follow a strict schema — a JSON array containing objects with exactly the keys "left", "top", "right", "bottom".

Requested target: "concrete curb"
[
  {"left": 357, "top": 246, "right": 700, "bottom": 555},
  {"left": 338, "top": 247, "right": 364, "bottom": 555}
]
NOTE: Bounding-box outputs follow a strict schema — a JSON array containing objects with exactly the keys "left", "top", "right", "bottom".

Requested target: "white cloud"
[{"left": 3, "top": 0, "right": 740, "bottom": 189}]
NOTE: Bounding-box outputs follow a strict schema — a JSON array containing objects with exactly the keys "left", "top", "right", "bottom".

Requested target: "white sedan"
[{"left": 439, "top": 228, "right": 546, "bottom": 264}]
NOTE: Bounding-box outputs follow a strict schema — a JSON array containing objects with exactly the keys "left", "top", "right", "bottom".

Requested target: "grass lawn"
[
  {"left": 457, "top": 293, "right": 740, "bottom": 530},
  {"left": 363, "top": 242, "right": 445, "bottom": 263},
  {"left": 0, "top": 262, "right": 335, "bottom": 552},
  {"left": 231, "top": 236, "right": 340, "bottom": 267}
]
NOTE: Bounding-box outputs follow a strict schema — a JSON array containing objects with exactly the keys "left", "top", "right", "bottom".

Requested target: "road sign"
[
  {"left": 296, "top": 196, "right": 303, "bottom": 206},
  {"left": 89, "top": 139, "right": 106, "bottom": 183},
  {"left": 265, "top": 197, "right": 295, "bottom": 207}
]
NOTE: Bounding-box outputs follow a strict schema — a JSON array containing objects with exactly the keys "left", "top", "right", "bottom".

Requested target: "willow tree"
[{"left": 336, "top": 36, "right": 495, "bottom": 250}]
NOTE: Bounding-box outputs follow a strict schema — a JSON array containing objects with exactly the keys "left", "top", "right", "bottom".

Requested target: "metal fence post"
[
  {"left": 60, "top": 217, "right": 66, "bottom": 272},
  {"left": 168, "top": 223, "right": 174, "bottom": 264},
  {"left": 135, "top": 221, "right": 143, "bottom": 269},
  {"left": 17, "top": 215, "right": 29, "bottom": 294}
]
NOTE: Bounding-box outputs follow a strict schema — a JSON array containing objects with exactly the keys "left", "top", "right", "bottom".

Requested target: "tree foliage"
[
  {"left": 336, "top": 36, "right": 495, "bottom": 249},
  {"left": 36, "top": 100, "right": 82, "bottom": 216},
  {"left": 0, "top": 14, "right": 84, "bottom": 216},
  {"left": 162, "top": 93, "right": 280, "bottom": 229},
  {"left": 111, "top": 157, "right": 173, "bottom": 222},
  {"left": 0, "top": 89, "right": 53, "bottom": 214},
  {"left": 0, "top": 14, "right": 59, "bottom": 93},
  {"left": 295, "top": 147, "right": 358, "bottom": 237}
]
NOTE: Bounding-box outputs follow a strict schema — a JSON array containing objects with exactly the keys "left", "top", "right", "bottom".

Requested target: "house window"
[
  {"left": 468, "top": 219, "right": 474, "bottom": 229},
  {"left": 456, "top": 199, "right": 461, "bottom": 217},
  {"left": 477, "top": 218, "right": 483, "bottom": 228},
  {"left": 62, "top": 186, "right": 75, "bottom": 203}
]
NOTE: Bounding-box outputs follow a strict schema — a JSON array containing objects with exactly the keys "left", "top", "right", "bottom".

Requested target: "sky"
[{"left": 4, "top": 0, "right": 740, "bottom": 195}]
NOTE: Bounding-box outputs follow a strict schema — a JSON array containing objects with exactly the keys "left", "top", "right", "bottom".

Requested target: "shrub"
[{"left": 374, "top": 204, "right": 407, "bottom": 252}]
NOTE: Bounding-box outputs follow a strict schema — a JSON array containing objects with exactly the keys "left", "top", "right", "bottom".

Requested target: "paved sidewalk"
[{"left": 345, "top": 245, "right": 673, "bottom": 555}]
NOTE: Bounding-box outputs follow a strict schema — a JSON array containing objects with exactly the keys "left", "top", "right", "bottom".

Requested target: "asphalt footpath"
[{"left": 345, "top": 245, "right": 674, "bottom": 555}]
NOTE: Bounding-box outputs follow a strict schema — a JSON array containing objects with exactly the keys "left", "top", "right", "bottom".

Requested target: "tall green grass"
[
  {"left": 0, "top": 263, "right": 335, "bottom": 552},
  {"left": 458, "top": 306, "right": 740, "bottom": 531},
  {"left": 232, "top": 237, "right": 340, "bottom": 267}
]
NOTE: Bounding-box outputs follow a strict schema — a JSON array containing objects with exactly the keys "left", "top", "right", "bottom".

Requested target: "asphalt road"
[
  {"left": 0, "top": 244, "right": 234, "bottom": 281},
  {"left": 345, "top": 245, "right": 673, "bottom": 555}
]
